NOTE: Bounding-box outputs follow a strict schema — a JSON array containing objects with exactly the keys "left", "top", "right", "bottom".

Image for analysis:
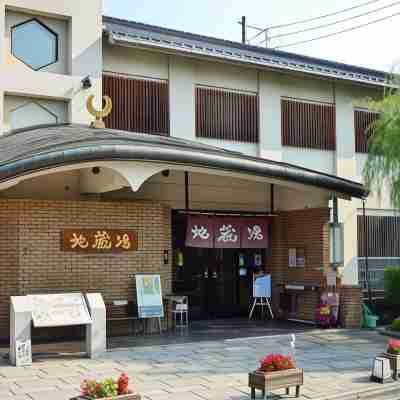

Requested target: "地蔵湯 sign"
[{"left": 61, "top": 229, "right": 137, "bottom": 252}]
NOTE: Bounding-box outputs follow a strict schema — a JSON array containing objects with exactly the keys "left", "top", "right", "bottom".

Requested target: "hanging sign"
[
  {"left": 186, "top": 216, "right": 270, "bottom": 248},
  {"left": 61, "top": 229, "right": 137, "bottom": 252},
  {"left": 185, "top": 215, "right": 214, "bottom": 248},
  {"left": 135, "top": 274, "right": 164, "bottom": 318},
  {"left": 214, "top": 218, "right": 242, "bottom": 248},
  {"left": 241, "top": 218, "right": 269, "bottom": 249}
]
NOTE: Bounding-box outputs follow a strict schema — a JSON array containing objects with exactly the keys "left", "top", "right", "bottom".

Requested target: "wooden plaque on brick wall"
[{"left": 61, "top": 229, "right": 138, "bottom": 252}]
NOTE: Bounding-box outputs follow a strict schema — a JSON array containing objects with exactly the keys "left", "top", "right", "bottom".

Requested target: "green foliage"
[
  {"left": 384, "top": 267, "right": 400, "bottom": 309},
  {"left": 363, "top": 89, "right": 400, "bottom": 207},
  {"left": 392, "top": 318, "right": 400, "bottom": 332}
]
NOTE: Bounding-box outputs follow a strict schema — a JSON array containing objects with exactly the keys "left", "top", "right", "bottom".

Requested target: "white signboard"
[
  {"left": 135, "top": 274, "right": 164, "bottom": 318},
  {"left": 28, "top": 293, "right": 92, "bottom": 328},
  {"left": 253, "top": 274, "right": 271, "bottom": 298},
  {"left": 15, "top": 339, "right": 32, "bottom": 366}
]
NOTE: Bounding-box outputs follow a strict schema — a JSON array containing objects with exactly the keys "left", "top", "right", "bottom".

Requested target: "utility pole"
[
  {"left": 264, "top": 29, "right": 270, "bottom": 48},
  {"left": 241, "top": 16, "right": 246, "bottom": 44}
]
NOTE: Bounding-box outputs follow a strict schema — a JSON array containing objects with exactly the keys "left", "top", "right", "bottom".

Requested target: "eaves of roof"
[
  {"left": 0, "top": 124, "right": 368, "bottom": 199},
  {"left": 103, "top": 15, "right": 391, "bottom": 88}
]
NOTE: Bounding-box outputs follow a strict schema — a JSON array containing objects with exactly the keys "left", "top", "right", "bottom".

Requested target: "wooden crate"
[
  {"left": 380, "top": 352, "right": 400, "bottom": 380},
  {"left": 248, "top": 368, "right": 303, "bottom": 399},
  {"left": 71, "top": 395, "right": 141, "bottom": 400}
]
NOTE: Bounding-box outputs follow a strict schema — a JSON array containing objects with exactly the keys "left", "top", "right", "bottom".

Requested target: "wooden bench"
[{"left": 106, "top": 301, "right": 144, "bottom": 335}]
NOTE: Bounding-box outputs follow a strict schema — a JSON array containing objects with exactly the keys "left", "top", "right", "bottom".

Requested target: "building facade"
[{"left": 0, "top": 0, "right": 394, "bottom": 338}]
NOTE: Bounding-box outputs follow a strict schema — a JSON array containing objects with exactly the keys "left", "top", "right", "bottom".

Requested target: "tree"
[{"left": 363, "top": 71, "right": 400, "bottom": 207}]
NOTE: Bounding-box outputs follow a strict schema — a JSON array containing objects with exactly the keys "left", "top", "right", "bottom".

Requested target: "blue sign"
[
  {"left": 253, "top": 274, "right": 271, "bottom": 298},
  {"left": 135, "top": 274, "right": 164, "bottom": 318}
]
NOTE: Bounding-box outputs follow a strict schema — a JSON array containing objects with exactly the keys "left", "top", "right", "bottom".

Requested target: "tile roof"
[
  {"left": 103, "top": 15, "right": 389, "bottom": 87},
  {"left": 0, "top": 123, "right": 367, "bottom": 198}
]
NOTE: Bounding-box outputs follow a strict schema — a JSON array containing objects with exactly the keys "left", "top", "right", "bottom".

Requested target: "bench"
[{"left": 106, "top": 300, "right": 144, "bottom": 335}]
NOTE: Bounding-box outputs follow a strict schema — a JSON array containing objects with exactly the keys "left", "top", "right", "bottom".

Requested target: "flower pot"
[
  {"left": 71, "top": 395, "right": 141, "bottom": 400},
  {"left": 248, "top": 368, "right": 303, "bottom": 399},
  {"left": 380, "top": 352, "right": 400, "bottom": 380}
]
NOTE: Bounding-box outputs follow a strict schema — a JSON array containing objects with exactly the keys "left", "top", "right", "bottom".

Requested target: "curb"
[{"left": 312, "top": 382, "right": 400, "bottom": 400}]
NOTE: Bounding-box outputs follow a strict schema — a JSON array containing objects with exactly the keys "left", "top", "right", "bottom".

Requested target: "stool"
[{"left": 172, "top": 301, "right": 188, "bottom": 328}]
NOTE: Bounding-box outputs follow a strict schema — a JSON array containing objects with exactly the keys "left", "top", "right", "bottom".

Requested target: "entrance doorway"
[{"left": 172, "top": 212, "right": 267, "bottom": 320}]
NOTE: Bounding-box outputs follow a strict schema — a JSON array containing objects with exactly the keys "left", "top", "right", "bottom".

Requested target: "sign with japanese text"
[
  {"left": 61, "top": 229, "right": 137, "bottom": 252},
  {"left": 214, "top": 218, "right": 241, "bottom": 248},
  {"left": 185, "top": 216, "right": 214, "bottom": 248},
  {"left": 135, "top": 274, "right": 164, "bottom": 318},
  {"left": 186, "top": 216, "right": 270, "bottom": 249},
  {"left": 240, "top": 218, "right": 269, "bottom": 249},
  {"left": 28, "top": 293, "right": 92, "bottom": 328}
]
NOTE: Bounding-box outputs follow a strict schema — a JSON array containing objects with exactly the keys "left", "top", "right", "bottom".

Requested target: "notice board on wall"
[
  {"left": 28, "top": 293, "right": 92, "bottom": 328},
  {"left": 135, "top": 274, "right": 164, "bottom": 318}
]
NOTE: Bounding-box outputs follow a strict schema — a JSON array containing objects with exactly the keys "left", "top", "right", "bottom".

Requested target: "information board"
[
  {"left": 15, "top": 339, "right": 32, "bottom": 366},
  {"left": 253, "top": 274, "right": 271, "bottom": 298},
  {"left": 28, "top": 293, "right": 92, "bottom": 328},
  {"left": 135, "top": 274, "right": 164, "bottom": 318}
]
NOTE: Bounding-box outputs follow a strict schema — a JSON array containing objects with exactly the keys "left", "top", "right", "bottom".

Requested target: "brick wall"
[
  {"left": 0, "top": 199, "right": 171, "bottom": 338},
  {"left": 339, "top": 285, "right": 362, "bottom": 328},
  {"left": 269, "top": 208, "right": 330, "bottom": 321}
]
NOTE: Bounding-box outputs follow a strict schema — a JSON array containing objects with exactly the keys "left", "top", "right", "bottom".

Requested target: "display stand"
[
  {"left": 249, "top": 274, "right": 274, "bottom": 320},
  {"left": 135, "top": 274, "right": 164, "bottom": 334},
  {"left": 10, "top": 292, "right": 106, "bottom": 366}
]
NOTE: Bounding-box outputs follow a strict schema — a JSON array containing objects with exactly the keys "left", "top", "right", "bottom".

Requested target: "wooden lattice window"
[
  {"left": 196, "top": 86, "right": 259, "bottom": 143},
  {"left": 281, "top": 98, "right": 336, "bottom": 150},
  {"left": 103, "top": 74, "right": 169, "bottom": 136},
  {"left": 354, "top": 109, "right": 379, "bottom": 153}
]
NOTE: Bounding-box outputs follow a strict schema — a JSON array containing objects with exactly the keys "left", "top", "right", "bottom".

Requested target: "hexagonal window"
[
  {"left": 11, "top": 19, "right": 58, "bottom": 71},
  {"left": 10, "top": 102, "right": 58, "bottom": 131}
]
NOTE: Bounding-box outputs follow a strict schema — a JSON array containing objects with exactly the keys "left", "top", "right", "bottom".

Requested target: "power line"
[
  {"left": 247, "top": 0, "right": 381, "bottom": 42},
  {"left": 272, "top": 11, "right": 400, "bottom": 49},
  {"left": 267, "top": 0, "right": 400, "bottom": 41}
]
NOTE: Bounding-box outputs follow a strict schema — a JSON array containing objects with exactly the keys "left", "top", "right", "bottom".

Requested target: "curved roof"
[{"left": 0, "top": 124, "right": 367, "bottom": 198}]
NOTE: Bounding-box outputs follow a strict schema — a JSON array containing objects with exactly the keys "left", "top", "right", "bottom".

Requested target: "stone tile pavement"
[{"left": 0, "top": 329, "right": 399, "bottom": 400}]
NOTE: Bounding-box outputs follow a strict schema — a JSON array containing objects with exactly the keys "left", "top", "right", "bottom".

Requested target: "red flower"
[
  {"left": 258, "top": 354, "right": 295, "bottom": 373},
  {"left": 118, "top": 373, "right": 130, "bottom": 395}
]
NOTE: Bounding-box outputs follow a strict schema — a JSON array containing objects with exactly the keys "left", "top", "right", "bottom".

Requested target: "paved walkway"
[{"left": 0, "top": 329, "right": 399, "bottom": 400}]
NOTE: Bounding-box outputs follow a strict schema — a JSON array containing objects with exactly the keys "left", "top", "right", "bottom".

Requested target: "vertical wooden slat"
[
  {"left": 102, "top": 74, "right": 169, "bottom": 136},
  {"left": 194, "top": 86, "right": 258, "bottom": 143},
  {"left": 280, "top": 98, "right": 336, "bottom": 150},
  {"left": 355, "top": 109, "right": 379, "bottom": 153}
]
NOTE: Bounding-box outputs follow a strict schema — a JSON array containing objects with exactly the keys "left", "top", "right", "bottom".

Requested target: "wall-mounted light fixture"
[{"left": 82, "top": 76, "right": 92, "bottom": 89}]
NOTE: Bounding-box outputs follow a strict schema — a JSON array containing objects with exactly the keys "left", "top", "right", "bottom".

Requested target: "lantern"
[
  {"left": 329, "top": 222, "right": 344, "bottom": 268},
  {"left": 371, "top": 356, "right": 392, "bottom": 383}
]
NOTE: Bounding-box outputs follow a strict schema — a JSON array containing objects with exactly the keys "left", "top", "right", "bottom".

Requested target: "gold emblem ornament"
[{"left": 86, "top": 95, "right": 112, "bottom": 129}]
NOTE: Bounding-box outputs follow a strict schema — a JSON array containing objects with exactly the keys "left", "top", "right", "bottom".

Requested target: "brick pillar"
[{"left": 340, "top": 285, "right": 362, "bottom": 328}]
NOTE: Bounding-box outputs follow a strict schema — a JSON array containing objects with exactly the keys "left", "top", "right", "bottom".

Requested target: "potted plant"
[
  {"left": 380, "top": 339, "right": 400, "bottom": 381},
  {"left": 71, "top": 373, "right": 141, "bottom": 400},
  {"left": 248, "top": 354, "right": 303, "bottom": 399}
]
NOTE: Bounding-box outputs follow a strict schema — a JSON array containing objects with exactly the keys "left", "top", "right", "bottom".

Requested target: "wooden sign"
[
  {"left": 28, "top": 293, "right": 92, "bottom": 328},
  {"left": 61, "top": 229, "right": 137, "bottom": 252}
]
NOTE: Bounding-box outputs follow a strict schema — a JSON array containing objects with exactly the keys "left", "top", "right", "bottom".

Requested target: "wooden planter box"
[
  {"left": 380, "top": 352, "right": 400, "bottom": 380},
  {"left": 71, "top": 395, "right": 141, "bottom": 400},
  {"left": 248, "top": 368, "right": 303, "bottom": 399}
]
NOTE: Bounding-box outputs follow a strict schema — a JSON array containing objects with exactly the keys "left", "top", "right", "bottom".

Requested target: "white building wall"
[{"left": 0, "top": 0, "right": 103, "bottom": 134}]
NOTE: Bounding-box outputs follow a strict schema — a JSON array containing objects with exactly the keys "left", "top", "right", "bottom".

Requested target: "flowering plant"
[
  {"left": 388, "top": 339, "right": 400, "bottom": 355},
  {"left": 258, "top": 354, "right": 296, "bottom": 373},
  {"left": 80, "top": 373, "right": 131, "bottom": 399}
]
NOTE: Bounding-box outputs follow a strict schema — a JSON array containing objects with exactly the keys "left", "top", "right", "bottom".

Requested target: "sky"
[{"left": 103, "top": 0, "right": 399, "bottom": 72}]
